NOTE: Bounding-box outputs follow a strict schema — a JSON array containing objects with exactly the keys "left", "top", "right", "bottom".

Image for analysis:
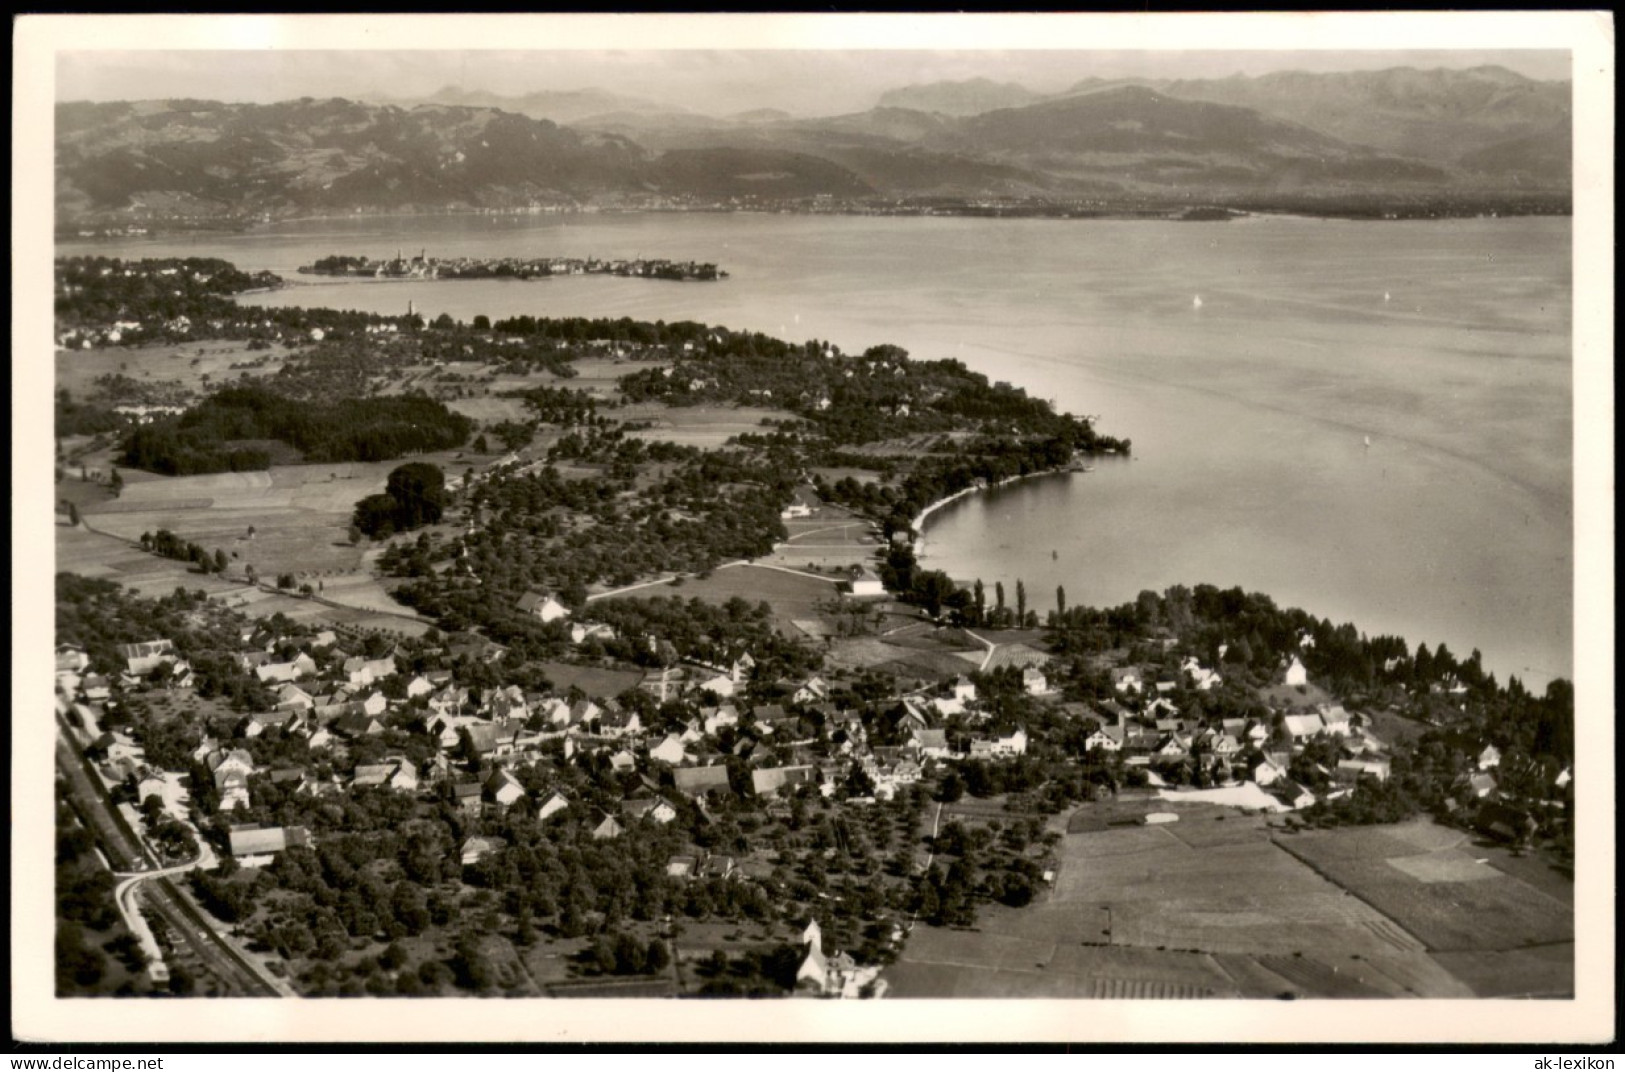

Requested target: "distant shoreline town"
[
  {"left": 296, "top": 250, "right": 727, "bottom": 283},
  {"left": 58, "top": 193, "right": 1571, "bottom": 241}
]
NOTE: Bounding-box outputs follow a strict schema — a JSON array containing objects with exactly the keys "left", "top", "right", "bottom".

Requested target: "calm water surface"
[{"left": 64, "top": 212, "right": 1573, "bottom": 686}]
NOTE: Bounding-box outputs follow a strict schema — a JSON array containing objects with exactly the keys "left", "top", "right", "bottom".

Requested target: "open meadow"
[
  {"left": 597, "top": 563, "right": 841, "bottom": 639},
  {"left": 57, "top": 521, "right": 432, "bottom": 635},
  {"left": 883, "top": 805, "right": 1565, "bottom": 999},
  {"left": 620, "top": 403, "right": 792, "bottom": 450},
  {"left": 75, "top": 457, "right": 464, "bottom": 583},
  {"left": 56, "top": 340, "right": 296, "bottom": 404}
]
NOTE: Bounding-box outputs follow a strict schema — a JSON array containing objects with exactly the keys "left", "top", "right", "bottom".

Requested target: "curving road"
[{"left": 56, "top": 717, "right": 289, "bottom": 997}]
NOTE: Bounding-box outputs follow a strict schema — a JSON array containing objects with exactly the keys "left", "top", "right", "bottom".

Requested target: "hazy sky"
[{"left": 53, "top": 17, "right": 1573, "bottom": 119}]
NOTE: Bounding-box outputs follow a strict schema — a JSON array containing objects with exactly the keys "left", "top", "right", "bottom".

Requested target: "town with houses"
[
  {"left": 298, "top": 250, "right": 727, "bottom": 283},
  {"left": 52, "top": 543, "right": 1570, "bottom": 1000}
]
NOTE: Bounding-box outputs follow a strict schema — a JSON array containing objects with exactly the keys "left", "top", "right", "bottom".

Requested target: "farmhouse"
[
  {"left": 1085, "top": 724, "right": 1124, "bottom": 752},
  {"left": 849, "top": 568, "right": 886, "bottom": 598},
  {"left": 1283, "top": 713, "right": 1325, "bottom": 741},
  {"left": 485, "top": 769, "right": 527, "bottom": 808},
  {"left": 228, "top": 824, "right": 309, "bottom": 865},
  {"left": 1272, "top": 779, "right": 1316, "bottom": 810},
  {"left": 621, "top": 797, "right": 678, "bottom": 824},
  {"left": 516, "top": 590, "right": 571, "bottom": 623},
  {"left": 589, "top": 812, "right": 625, "bottom": 841},
  {"left": 452, "top": 781, "right": 483, "bottom": 814},
  {"left": 1111, "top": 667, "right": 1144, "bottom": 694},
  {"left": 120, "top": 639, "right": 175, "bottom": 675},
  {"left": 910, "top": 728, "right": 951, "bottom": 759},
  {"left": 460, "top": 836, "right": 506, "bottom": 867},
  {"left": 1336, "top": 758, "right": 1391, "bottom": 783},
  {"left": 752, "top": 765, "right": 816, "bottom": 797},
  {"left": 648, "top": 734, "right": 690, "bottom": 766}
]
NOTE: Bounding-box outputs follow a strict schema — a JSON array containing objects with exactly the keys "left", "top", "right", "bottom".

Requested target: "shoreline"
[{"left": 910, "top": 464, "right": 1083, "bottom": 555}]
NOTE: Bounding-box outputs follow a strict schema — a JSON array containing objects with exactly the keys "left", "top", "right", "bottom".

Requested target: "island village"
[{"left": 51, "top": 255, "right": 1574, "bottom": 1001}]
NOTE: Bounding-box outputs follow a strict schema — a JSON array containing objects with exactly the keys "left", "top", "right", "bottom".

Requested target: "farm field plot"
[
  {"left": 1278, "top": 826, "right": 1574, "bottom": 954},
  {"left": 1048, "top": 819, "right": 1446, "bottom": 970},
  {"left": 1431, "top": 944, "right": 1574, "bottom": 998},
  {"left": 57, "top": 524, "right": 238, "bottom": 593},
  {"left": 887, "top": 917, "right": 1244, "bottom": 999},
  {"left": 1476, "top": 844, "right": 1575, "bottom": 907},
  {"left": 75, "top": 457, "right": 472, "bottom": 580},
  {"left": 824, "top": 636, "right": 984, "bottom": 682},
  {"left": 893, "top": 808, "right": 1496, "bottom": 998},
  {"left": 808, "top": 467, "right": 883, "bottom": 486}
]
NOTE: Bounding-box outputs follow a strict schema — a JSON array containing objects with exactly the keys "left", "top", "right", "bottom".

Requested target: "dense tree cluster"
[
  {"left": 55, "top": 388, "right": 125, "bottom": 437},
  {"left": 353, "top": 462, "right": 448, "bottom": 539},
  {"left": 140, "top": 528, "right": 229, "bottom": 575},
  {"left": 122, "top": 385, "right": 472, "bottom": 475}
]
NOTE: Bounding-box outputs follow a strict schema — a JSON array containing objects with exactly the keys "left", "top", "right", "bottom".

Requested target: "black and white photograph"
[{"left": 11, "top": 13, "right": 1614, "bottom": 1046}]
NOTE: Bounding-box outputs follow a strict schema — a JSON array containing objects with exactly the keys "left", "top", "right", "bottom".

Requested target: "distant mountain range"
[{"left": 55, "top": 66, "right": 1570, "bottom": 226}]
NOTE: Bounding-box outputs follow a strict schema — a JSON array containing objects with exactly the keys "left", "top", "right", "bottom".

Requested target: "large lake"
[{"left": 62, "top": 212, "right": 1573, "bottom": 687}]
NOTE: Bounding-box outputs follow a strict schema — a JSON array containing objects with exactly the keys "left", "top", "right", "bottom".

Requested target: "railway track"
[
  {"left": 138, "top": 878, "right": 281, "bottom": 997},
  {"left": 55, "top": 720, "right": 288, "bottom": 997}
]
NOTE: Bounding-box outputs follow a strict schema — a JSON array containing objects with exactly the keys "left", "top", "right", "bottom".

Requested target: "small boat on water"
[
  {"left": 1364, "top": 435, "right": 1372, "bottom": 448},
  {"left": 1192, "top": 295, "right": 1204, "bottom": 309},
  {"left": 1383, "top": 291, "right": 1392, "bottom": 303}
]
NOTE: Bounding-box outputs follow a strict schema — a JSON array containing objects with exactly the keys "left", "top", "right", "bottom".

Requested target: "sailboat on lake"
[{"left": 1192, "top": 295, "right": 1204, "bottom": 310}]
